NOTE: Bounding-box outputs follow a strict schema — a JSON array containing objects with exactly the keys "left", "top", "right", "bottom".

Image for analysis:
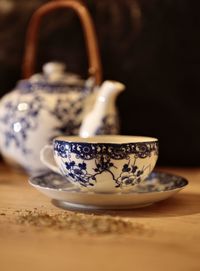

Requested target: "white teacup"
[{"left": 40, "top": 135, "right": 158, "bottom": 193}]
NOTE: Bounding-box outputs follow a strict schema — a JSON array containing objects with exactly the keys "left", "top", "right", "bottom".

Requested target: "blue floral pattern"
[
  {"left": 31, "top": 171, "right": 188, "bottom": 193},
  {"left": 54, "top": 140, "right": 158, "bottom": 188},
  {"left": 0, "top": 95, "right": 44, "bottom": 153},
  {"left": 17, "top": 81, "right": 85, "bottom": 93},
  {"left": 0, "top": 88, "right": 119, "bottom": 156},
  {"left": 54, "top": 141, "right": 158, "bottom": 160},
  {"left": 50, "top": 93, "right": 86, "bottom": 136}
]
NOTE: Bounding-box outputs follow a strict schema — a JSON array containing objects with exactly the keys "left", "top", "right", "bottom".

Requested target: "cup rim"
[{"left": 53, "top": 135, "right": 158, "bottom": 145}]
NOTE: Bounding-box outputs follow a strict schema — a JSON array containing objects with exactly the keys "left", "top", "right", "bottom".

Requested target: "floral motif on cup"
[
  {"left": 116, "top": 164, "right": 144, "bottom": 187},
  {"left": 64, "top": 161, "right": 96, "bottom": 187},
  {"left": 54, "top": 141, "right": 158, "bottom": 188},
  {"left": 54, "top": 141, "right": 158, "bottom": 160}
]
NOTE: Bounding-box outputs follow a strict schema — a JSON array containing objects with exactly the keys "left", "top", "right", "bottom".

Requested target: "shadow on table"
[
  {"left": 52, "top": 192, "right": 200, "bottom": 218},
  {"left": 115, "top": 192, "right": 200, "bottom": 218}
]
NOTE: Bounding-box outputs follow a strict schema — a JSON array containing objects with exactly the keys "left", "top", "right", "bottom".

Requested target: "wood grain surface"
[{"left": 0, "top": 162, "right": 200, "bottom": 271}]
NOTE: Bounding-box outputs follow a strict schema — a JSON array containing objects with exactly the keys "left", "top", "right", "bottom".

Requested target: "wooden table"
[{"left": 0, "top": 162, "right": 200, "bottom": 271}]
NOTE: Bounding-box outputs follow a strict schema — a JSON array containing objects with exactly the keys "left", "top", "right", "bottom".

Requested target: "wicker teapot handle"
[{"left": 22, "top": 0, "right": 102, "bottom": 84}]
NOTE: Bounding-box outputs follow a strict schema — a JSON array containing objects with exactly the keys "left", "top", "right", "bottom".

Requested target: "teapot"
[{"left": 0, "top": 1, "right": 125, "bottom": 175}]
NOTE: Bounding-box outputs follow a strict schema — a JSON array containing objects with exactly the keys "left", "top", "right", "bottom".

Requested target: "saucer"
[{"left": 29, "top": 172, "right": 188, "bottom": 210}]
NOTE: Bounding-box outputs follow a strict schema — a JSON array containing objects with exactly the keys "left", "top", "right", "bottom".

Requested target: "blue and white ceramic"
[
  {"left": 40, "top": 135, "right": 159, "bottom": 193},
  {"left": 0, "top": 62, "right": 124, "bottom": 174},
  {"left": 29, "top": 171, "right": 188, "bottom": 210}
]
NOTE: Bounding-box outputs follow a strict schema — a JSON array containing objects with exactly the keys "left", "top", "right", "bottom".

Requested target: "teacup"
[{"left": 40, "top": 135, "right": 158, "bottom": 193}]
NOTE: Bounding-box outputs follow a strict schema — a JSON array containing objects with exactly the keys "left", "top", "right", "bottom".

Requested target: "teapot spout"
[
  {"left": 79, "top": 80, "right": 125, "bottom": 138},
  {"left": 97, "top": 80, "right": 125, "bottom": 100}
]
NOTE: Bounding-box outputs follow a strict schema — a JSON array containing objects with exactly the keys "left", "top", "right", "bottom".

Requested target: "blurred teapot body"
[{"left": 0, "top": 63, "right": 124, "bottom": 174}]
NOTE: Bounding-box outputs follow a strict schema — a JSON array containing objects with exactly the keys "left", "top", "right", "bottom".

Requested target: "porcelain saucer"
[{"left": 29, "top": 172, "right": 188, "bottom": 210}]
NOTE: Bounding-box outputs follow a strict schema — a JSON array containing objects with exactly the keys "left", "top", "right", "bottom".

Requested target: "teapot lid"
[{"left": 17, "top": 62, "right": 91, "bottom": 92}]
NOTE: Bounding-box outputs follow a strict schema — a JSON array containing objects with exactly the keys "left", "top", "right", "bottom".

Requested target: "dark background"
[{"left": 0, "top": 0, "right": 200, "bottom": 166}]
